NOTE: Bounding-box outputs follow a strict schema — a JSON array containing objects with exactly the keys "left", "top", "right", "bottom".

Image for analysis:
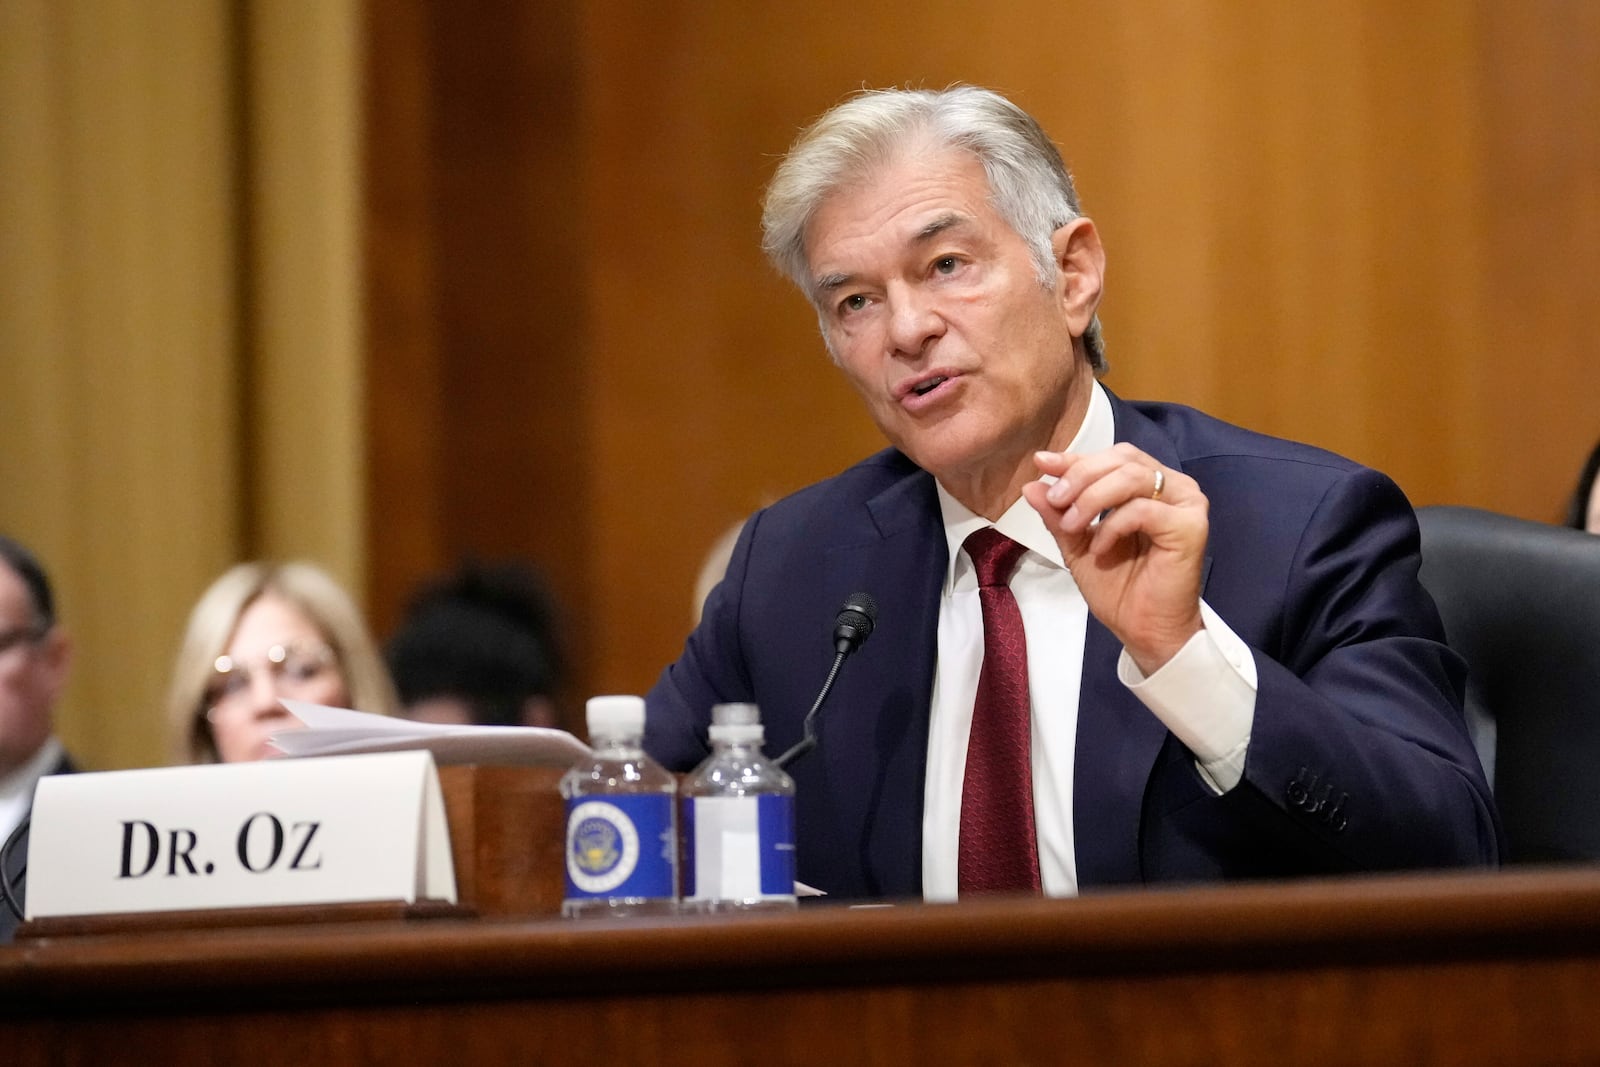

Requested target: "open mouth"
[{"left": 911, "top": 375, "right": 949, "bottom": 397}]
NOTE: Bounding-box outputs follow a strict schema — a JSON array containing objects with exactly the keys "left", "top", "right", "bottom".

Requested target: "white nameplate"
[{"left": 26, "top": 751, "right": 456, "bottom": 920}]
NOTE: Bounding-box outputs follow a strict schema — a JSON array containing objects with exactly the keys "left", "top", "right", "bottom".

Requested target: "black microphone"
[
  {"left": 775, "top": 592, "right": 878, "bottom": 769},
  {"left": 832, "top": 592, "right": 876, "bottom": 654}
]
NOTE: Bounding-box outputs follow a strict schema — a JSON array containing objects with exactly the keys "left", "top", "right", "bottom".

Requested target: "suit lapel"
[
  {"left": 814, "top": 462, "right": 944, "bottom": 898},
  {"left": 1074, "top": 619, "right": 1164, "bottom": 885},
  {"left": 1072, "top": 394, "right": 1208, "bottom": 887},
  {"left": 819, "top": 395, "right": 1218, "bottom": 894}
]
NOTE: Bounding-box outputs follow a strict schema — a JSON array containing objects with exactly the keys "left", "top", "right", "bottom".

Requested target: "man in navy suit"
[
  {"left": 1, "top": 535, "right": 77, "bottom": 941},
  {"left": 645, "top": 86, "right": 1500, "bottom": 901}
]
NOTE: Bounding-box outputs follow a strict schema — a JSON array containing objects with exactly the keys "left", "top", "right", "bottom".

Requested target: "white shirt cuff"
[{"left": 1116, "top": 601, "right": 1257, "bottom": 793}]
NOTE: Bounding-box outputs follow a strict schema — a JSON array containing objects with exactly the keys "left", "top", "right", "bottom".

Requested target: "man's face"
[
  {"left": 0, "top": 563, "right": 66, "bottom": 775},
  {"left": 804, "top": 146, "right": 1100, "bottom": 501}
]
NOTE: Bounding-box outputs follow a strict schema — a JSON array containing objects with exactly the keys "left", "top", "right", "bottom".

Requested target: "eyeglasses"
[
  {"left": 0, "top": 622, "right": 46, "bottom": 659},
  {"left": 204, "top": 639, "right": 339, "bottom": 719}
]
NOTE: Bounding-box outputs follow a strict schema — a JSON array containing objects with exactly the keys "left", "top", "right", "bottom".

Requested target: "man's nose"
[{"left": 885, "top": 283, "right": 944, "bottom": 357}]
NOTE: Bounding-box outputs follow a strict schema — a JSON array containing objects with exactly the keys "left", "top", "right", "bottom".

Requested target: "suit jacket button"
[
  {"left": 1326, "top": 795, "right": 1349, "bottom": 832},
  {"left": 1285, "top": 767, "right": 1311, "bottom": 806}
]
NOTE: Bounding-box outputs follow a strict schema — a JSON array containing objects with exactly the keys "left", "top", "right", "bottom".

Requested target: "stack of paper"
[{"left": 272, "top": 700, "right": 592, "bottom": 767}]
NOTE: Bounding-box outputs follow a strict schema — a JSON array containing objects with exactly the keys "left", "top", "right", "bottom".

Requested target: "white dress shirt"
[
  {"left": 0, "top": 735, "right": 63, "bottom": 845},
  {"left": 921, "top": 383, "right": 1259, "bottom": 901}
]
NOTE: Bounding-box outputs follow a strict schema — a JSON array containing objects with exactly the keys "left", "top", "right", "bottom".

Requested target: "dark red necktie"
[{"left": 958, "top": 527, "right": 1042, "bottom": 895}]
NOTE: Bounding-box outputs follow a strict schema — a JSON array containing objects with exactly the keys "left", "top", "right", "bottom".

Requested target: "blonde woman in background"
[{"left": 167, "top": 562, "right": 397, "bottom": 764}]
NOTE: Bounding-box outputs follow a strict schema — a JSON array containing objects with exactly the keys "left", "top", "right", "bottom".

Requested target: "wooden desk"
[{"left": 5, "top": 867, "right": 1600, "bottom": 1065}]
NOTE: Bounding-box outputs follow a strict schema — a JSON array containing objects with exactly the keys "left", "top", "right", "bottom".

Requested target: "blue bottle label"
[
  {"left": 564, "top": 795, "right": 676, "bottom": 901},
  {"left": 757, "top": 793, "right": 796, "bottom": 895},
  {"left": 682, "top": 793, "right": 796, "bottom": 902}
]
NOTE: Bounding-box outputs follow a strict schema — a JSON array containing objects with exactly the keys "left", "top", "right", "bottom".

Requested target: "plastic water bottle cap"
[
  {"left": 710, "top": 703, "right": 761, "bottom": 727},
  {"left": 710, "top": 723, "right": 765, "bottom": 743},
  {"left": 709, "top": 702, "right": 764, "bottom": 744},
  {"left": 586, "top": 694, "right": 645, "bottom": 739}
]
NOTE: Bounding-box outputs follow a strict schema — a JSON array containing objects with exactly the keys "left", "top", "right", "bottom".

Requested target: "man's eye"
[
  {"left": 933, "top": 256, "right": 959, "bottom": 274},
  {"left": 840, "top": 294, "right": 868, "bottom": 314}
]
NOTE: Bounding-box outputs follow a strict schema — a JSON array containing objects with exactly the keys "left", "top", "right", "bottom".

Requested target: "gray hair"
[{"left": 761, "top": 85, "right": 1106, "bottom": 373}]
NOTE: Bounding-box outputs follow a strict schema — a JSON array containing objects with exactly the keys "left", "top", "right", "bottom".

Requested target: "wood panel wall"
[
  {"left": 0, "top": 1, "right": 366, "bottom": 770},
  {"left": 0, "top": 2, "right": 243, "bottom": 770},
  {"left": 364, "top": 2, "right": 594, "bottom": 706},
  {"left": 364, "top": 2, "right": 1600, "bottom": 721}
]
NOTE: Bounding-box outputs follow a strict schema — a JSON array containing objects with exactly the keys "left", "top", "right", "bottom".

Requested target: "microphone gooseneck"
[{"left": 775, "top": 593, "right": 878, "bottom": 769}]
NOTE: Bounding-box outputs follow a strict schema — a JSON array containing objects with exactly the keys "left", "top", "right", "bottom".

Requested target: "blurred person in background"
[
  {"left": 0, "top": 535, "right": 76, "bottom": 942},
  {"left": 166, "top": 561, "right": 397, "bottom": 764},
  {"left": 692, "top": 518, "right": 748, "bottom": 626},
  {"left": 1566, "top": 435, "right": 1600, "bottom": 533},
  {"left": 385, "top": 560, "right": 565, "bottom": 730}
]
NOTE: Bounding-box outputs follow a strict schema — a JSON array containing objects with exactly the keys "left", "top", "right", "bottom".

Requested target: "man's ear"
[{"left": 1051, "top": 217, "right": 1106, "bottom": 339}]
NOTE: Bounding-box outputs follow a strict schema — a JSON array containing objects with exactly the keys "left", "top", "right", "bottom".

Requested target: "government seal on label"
[{"left": 566, "top": 800, "right": 641, "bottom": 893}]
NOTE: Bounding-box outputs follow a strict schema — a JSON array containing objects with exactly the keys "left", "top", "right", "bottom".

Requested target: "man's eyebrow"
[
  {"left": 811, "top": 213, "right": 978, "bottom": 297},
  {"left": 914, "top": 212, "right": 974, "bottom": 243}
]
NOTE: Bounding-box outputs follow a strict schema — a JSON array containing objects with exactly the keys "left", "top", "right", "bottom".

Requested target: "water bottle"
[
  {"left": 680, "top": 702, "right": 797, "bottom": 913},
  {"left": 561, "top": 695, "right": 679, "bottom": 918}
]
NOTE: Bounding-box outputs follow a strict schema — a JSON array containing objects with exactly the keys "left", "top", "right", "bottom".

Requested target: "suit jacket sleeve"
[
  {"left": 1186, "top": 461, "right": 1503, "bottom": 872},
  {"left": 643, "top": 514, "right": 760, "bottom": 772},
  {"left": 643, "top": 451, "right": 943, "bottom": 900}
]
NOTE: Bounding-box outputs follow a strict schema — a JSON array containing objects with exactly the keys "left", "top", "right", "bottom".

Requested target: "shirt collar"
[
  {"left": 936, "top": 380, "right": 1115, "bottom": 592},
  {"left": 0, "top": 739, "right": 63, "bottom": 812}
]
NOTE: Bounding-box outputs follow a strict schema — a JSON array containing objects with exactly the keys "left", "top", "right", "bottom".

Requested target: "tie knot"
[{"left": 963, "top": 528, "right": 1027, "bottom": 589}]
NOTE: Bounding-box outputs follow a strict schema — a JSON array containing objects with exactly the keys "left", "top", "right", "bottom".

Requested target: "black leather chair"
[{"left": 1417, "top": 505, "right": 1600, "bottom": 863}]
